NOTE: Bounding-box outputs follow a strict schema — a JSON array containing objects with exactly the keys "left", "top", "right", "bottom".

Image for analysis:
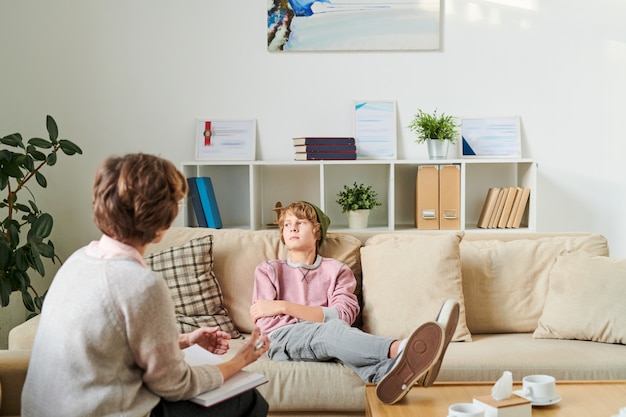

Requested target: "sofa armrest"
[
  {"left": 0, "top": 350, "right": 30, "bottom": 417},
  {"left": 8, "top": 316, "right": 39, "bottom": 351}
]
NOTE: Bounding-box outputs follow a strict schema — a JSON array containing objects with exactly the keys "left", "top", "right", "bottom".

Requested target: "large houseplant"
[
  {"left": 408, "top": 109, "right": 459, "bottom": 159},
  {"left": 1, "top": 115, "right": 82, "bottom": 316},
  {"left": 336, "top": 182, "right": 382, "bottom": 229}
]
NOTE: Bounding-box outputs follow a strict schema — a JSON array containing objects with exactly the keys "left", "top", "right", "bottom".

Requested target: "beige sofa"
[{"left": 4, "top": 227, "right": 626, "bottom": 417}]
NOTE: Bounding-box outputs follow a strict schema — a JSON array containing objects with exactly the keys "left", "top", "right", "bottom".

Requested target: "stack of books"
[
  {"left": 293, "top": 137, "right": 357, "bottom": 160},
  {"left": 477, "top": 186, "right": 530, "bottom": 229}
]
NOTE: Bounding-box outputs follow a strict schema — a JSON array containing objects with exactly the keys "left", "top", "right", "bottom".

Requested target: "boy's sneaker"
[
  {"left": 418, "top": 299, "right": 460, "bottom": 388},
  {"left": 375, "top": 321, "right": 444, "bottom": 405}
]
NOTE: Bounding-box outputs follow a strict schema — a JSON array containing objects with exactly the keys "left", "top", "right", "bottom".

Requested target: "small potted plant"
[
  {"left": 336, "top": 182, "right": 382, "bottom": 229},
  {"left": 408, "top": 108, "right": 459, "bottom": 159}
]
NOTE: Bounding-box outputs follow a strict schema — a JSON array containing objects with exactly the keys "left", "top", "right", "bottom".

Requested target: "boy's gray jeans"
[{"left": 268, "top": 319, "right": 395, "bottom": 383}]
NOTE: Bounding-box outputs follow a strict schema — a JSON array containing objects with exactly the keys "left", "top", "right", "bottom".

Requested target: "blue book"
[
  {"left": 195, "top": 177, "right": 223, "bottom": 229},
  {"left": 186, "top": 178, "right": 208, "bottom": 228}
]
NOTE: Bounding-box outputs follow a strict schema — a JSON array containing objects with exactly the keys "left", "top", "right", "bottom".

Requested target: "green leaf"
[
  {"left": 0, "top": 172, "right": 7, "bottom": 190},
  {"left": 46, "top": 115, "right": 59, "bottom": 142},
  {"left": 2, "top": 160, "right": 24, "bottom": 178},
  {"left": 0, "top": 133, "right": 25, "bottom": 149},
  {"left": 15, "top": 247, "right": 28, "bottom": 271},
  {"left": 29, "top": 213, "right": 53, "bottom": 240},
  {"left": 59, "top": 139, "right": 83, "bottom": 155},
  {"left": 13, "top": 202, "right": 31, "bottom": 213},
  {"left": 35, "top": 171, "right": 47, "bottom": 187},
  {"left": 29, "top": 245, "right": 46, "bottom": 276},
  {"left": 46, "top": 152, "right": 57, "bottom": 166},
  {"left": 0, "top": 240, "right": 9, "bottom": 269},
  {"left": 36, "top": 242, "right": 55, "bottom": 259},
  {"left": 22, "top": 290, "right": 35, "bottom": 313},
  {"left": 27, "top": 146, "right": 47, "bottom": 161},
  {"left": 28, "top": 200, "right": 40, "bottom": 213},
  {"left": 0, "top": 278, "right": 11, "bottom": 307},
  {"left": 23, "top": 154, "right": 35, "bottom": 171},
  {"left": 28, "top": 137, "right": 53, "bottom": 149}
]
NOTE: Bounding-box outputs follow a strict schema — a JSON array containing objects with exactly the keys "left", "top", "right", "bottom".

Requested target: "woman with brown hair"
[{"left": 22, "top": 153, "right": 269, "bottom": 417}]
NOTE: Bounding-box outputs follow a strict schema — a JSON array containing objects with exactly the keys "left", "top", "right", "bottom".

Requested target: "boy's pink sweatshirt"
[{"left": 252, "top": 256, "right": 360, "bottom": 335}]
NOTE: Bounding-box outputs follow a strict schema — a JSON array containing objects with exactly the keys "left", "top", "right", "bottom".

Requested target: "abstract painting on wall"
[{"left": 268, "top": 0, "right": 441, "bottom": 52}]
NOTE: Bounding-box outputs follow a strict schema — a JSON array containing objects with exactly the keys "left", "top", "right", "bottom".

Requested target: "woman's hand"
[
  {"left": 217, "top": 327, "right": 270, "bottom": 381},
  {"left": 179, "top": 326, "right": 231, "bottom": 354}
]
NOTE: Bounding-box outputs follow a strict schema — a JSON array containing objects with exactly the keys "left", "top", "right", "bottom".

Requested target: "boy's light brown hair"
[
  {"left": 279, "top": 201, "right": 324, "bottom": 248},
  {"left": 92, "top": 153, "right": 188, "bottom": 246}
]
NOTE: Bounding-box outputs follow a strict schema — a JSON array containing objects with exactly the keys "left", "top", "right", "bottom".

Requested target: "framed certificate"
[
  {"left": 461, "top": 117, "right": 522, "bottom": 158},
  {"left": 353, "top": 100, "right": 397, "bottom": 159},
  {"left": 196, "top": 119, "right": 257, "bottom": 160}
]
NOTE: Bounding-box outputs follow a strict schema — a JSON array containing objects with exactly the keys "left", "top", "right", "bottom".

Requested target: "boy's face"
[{"left": 282, "top": 212, "right": 318, "bottom": 252}]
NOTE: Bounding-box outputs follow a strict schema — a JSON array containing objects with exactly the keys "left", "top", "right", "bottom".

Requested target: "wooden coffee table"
[{"left": 366, "top": 381, "right": 626, "bottom": 417}]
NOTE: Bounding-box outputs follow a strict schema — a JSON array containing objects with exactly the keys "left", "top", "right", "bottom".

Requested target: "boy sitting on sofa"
[{"left": 250, "top": 201, "right": 459, "bottom": 404}]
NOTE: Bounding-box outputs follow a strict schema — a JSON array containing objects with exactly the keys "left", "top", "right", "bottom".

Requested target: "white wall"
[{"left": 1, "top": 0, "right": 625, "bottom": 345}]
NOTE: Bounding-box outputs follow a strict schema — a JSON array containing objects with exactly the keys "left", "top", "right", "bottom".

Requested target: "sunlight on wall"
[
  {"left": 483, "top": 0, "right": 537, "bottom": 11},
  {"left": 461, "top": 0, "right": 536, "bottom": 26}
]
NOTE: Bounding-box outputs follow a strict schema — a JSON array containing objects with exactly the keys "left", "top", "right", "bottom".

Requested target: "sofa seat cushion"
[
  {"left": 222, "top": 336, "right": 365, "bottom": 413},
  {"left": 438, "top": 333, "right": 626, "bottom": 382},
  {"left": 534, "top": 254, "right": 626, "bottom": 345}
]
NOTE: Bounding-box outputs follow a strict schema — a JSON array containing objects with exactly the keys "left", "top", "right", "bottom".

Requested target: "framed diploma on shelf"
[
  {"left": 461, "top": 116, "right": 522, "bottom": 158},
  {"left": 196, "top": 119, "right": 257, "bottom": 160},
  {"left": 353, "top": 100, "right": 397, "bottom": 159}
]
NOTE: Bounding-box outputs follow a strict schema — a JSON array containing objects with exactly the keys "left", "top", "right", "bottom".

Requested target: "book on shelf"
[
  {"left": 183, "top": 344, "right": 268, "bottom": 408},
  {"left": 508, "top": 187, "right": 530, "bottom": 228},
  {"left": 294, "top": 152, "right": 357, "bottom": 161},
  {"left": 505, "top": 187, "right": 524, "bottom": 228},
  {"left": 186, "top": 178, "right": 208, "bottom": 228},
  {"left": 477, "top": 187, "right": 501, "bottom": 229},
  {"left": 292, "top": 137, "right": 355, "bottom": 145},
  {"left": 487, "top": 188, "right": 507, "bottom": 229},
  {"left": 497, "top": 187, "right": 519, "bottom": 228},
  {"left": 194, "top": 177, "right": 223, "bottom": 229},
  {"left": 293, "top": 144, "right": 357, "bottom": 153}
]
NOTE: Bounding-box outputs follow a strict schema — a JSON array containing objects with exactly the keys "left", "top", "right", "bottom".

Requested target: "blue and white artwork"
[{"left": 267, "top": 0, "right": 441, "bottom": 51}]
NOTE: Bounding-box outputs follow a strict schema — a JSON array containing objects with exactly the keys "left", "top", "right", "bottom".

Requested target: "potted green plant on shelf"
[
  {"left": 408, "top": 108, "right": 459, "bottom": 160},
  {"left": 1, "top": 115, "right": 82, "bottom": 317},
  {"left": 336, "top": 182, "right": 382, "bottom": 229}
]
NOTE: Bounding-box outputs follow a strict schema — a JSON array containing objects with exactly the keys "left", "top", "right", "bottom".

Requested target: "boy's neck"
[{"left": 289, "top": 248, "right": 317, "bottom": 265}]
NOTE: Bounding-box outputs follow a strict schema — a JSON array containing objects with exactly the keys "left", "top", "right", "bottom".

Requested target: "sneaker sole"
[
  {"left": 418, "top": 300, "right": 460, "bottom": 388},
  {"left": 375, "top": 322, "right": 444, "bottom": 405}
]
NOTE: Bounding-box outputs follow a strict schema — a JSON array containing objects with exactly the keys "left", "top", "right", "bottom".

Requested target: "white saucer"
[{"left": 513, "top": 390, "right": 561, "bottom": 406}]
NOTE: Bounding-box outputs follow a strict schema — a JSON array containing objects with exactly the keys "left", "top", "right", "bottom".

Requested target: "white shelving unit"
[{"left": 180, "top": 158, "right": 537, "bottom": 232}]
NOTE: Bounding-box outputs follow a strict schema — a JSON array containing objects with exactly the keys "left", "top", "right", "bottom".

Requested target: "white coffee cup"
[
  {"left": 448, "top": 402, "right": 484, "bottom": 417},
  {"left": 522, "top": 374, "right": 557, "bottom": 402}
]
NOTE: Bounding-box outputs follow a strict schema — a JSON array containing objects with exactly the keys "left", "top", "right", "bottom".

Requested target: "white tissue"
[{"left": 491, "top": 371, "right": 513, "bottom": 401}]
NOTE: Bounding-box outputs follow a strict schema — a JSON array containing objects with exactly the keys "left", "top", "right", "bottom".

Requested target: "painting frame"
[{"left": 267, "top": 0, "right": 441, "bottom": 52}]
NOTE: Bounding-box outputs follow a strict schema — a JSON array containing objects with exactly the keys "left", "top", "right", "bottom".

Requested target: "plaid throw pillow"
[{"left": 145, "top": 235, "right": 240, "bottom": 338}]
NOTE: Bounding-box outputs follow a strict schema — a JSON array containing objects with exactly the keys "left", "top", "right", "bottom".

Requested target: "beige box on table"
[{"left": 473, "top": 394, "right": 531, "bottom": 417}]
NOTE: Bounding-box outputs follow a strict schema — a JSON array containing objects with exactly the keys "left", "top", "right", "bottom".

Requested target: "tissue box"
[{"left": 473, "top": 394, "right": 531, "bottom": 417}]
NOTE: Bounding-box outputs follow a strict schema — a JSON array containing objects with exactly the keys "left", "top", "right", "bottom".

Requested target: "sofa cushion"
[
  {"left": 360, "top": 232, "right": 471, "bottom": 342},
  {"left": 144, "top": 235, "right": 240, "bottom": 338},
  {"left": 460, "top": 234, "right": 609, "bottom": 334},
  {"left": 534, "top": 254, "right": 626, "bottom": 345}
]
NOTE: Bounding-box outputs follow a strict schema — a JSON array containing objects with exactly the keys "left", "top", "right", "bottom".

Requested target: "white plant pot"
[
  {"left": 347, "top": 209, "right": 370, "bottom": 229},
  {"left": 427, "top": 139, "right": 450, "bottom": 160}
]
